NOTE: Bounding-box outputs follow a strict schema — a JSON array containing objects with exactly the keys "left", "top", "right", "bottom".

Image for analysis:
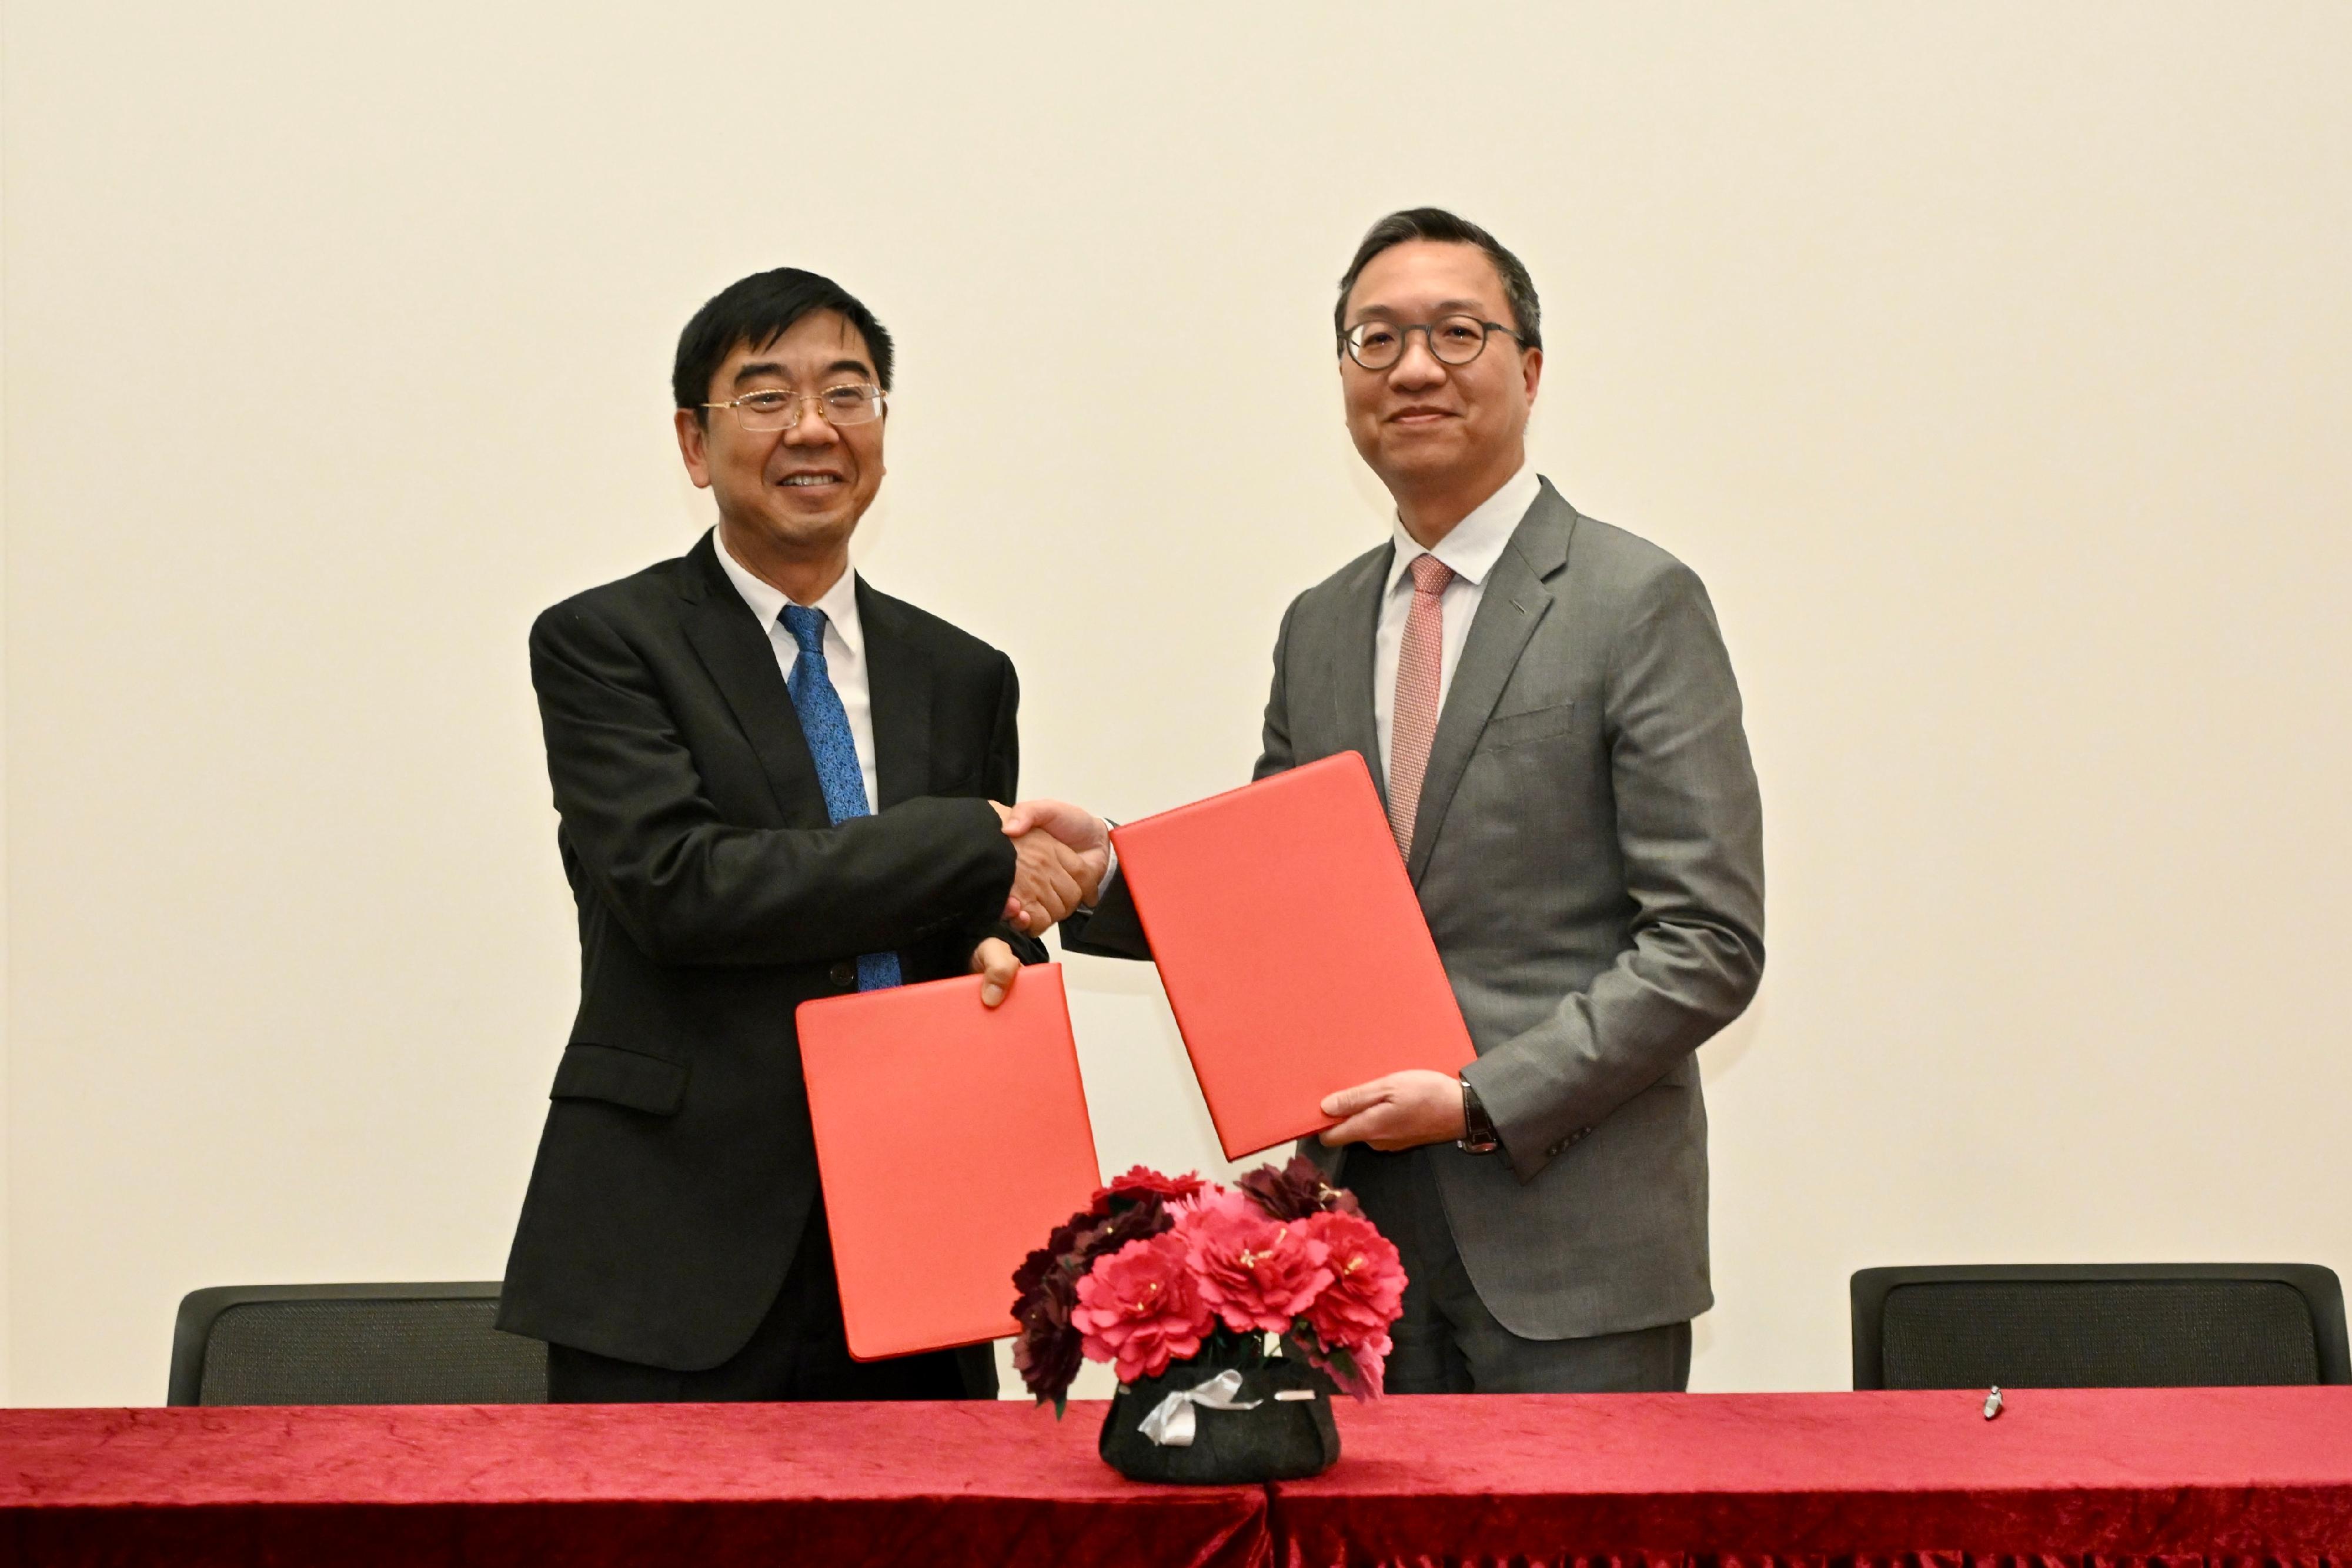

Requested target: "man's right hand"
[
  {"left": 997, "top": 799, "right": 1112, "bottom": 934},
  {"left": 992, "top": 801, "right": 1096, "bottom": 935}
]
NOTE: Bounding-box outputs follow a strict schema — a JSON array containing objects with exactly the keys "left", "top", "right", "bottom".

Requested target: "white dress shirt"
[
  {"left": 1374, "top": 464, "right": 1542, "bottom": 778},
  {"left": 714, "top": 540, "right": 881, "bottom": 814}
]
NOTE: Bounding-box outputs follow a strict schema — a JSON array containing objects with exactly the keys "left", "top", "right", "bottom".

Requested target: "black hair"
[
  {"left": 672, "top": 268, "right": 896, "bottom": 419},
  {"left": 1333, "top": 208, "right": 1542, "bottom": 352}
]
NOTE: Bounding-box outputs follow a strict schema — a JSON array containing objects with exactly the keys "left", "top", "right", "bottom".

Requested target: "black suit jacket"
[{"left": 497, "top": 530, "right": 1040, "bottom": 1370}]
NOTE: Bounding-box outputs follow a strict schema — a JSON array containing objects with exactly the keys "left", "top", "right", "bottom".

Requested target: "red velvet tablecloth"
[
  {"left": 1282, "top": 1386, "right": 2352, "bottom": 1566},
  {"left": 2, "top": 1389, "right": 2347, "bottom": 1567},
  {"left": 0, "top": 1399, "right": 1265, "bottom": 1567}
]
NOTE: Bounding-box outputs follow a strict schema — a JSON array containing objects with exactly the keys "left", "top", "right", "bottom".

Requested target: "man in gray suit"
[{"left": 1015, "top": 208, "right": 1763, "bottom": 1393}]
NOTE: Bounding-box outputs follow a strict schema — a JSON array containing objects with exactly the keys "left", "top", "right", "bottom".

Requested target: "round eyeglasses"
[
  {"left": 1341, "top": 315, "right": 1525, "bottom": 372},
  {"left": 704, "top": 383, "right": 886, "bottom": 432}
]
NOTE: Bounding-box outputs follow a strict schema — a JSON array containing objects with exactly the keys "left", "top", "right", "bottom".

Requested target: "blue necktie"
[{"left": 780, "top": 604, "right": 903, "bottom": 992}]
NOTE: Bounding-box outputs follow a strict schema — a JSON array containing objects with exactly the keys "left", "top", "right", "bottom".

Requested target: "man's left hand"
[
  {"left": 1317, "top": 1069, "right": 1468, "bottom": 1150},
  {"left": 970, "top": 937, "right": 1020, "bottom": 1008}
]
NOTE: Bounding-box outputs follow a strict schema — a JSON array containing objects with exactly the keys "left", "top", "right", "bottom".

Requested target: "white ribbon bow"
[{"left": 1137, "top": 1368, "right": 1263, "bottom": 1447}]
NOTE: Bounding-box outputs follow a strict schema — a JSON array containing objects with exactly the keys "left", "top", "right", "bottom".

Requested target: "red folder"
[
  {"left": 797, "top": 964, "right": 1101, "bottom": 1360},
  {"left": 1109, "top": 751, "right": 1475, "bottom": 1160}
]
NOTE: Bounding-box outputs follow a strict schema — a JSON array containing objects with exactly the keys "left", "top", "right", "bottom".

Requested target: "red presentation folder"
[
  {"left": 797, "top": 963, "right": 1102, "bottom": 1361},
  {"left": 1110, "top": 751, "right": 1475, "bottom": 1161}
]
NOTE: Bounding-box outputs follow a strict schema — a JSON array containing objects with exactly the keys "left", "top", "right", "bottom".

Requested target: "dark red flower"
[
  {"left": 1090, "top": 1166, "right": 1208, "bottom": 1212},
  {"left": 1011, "top": 1280, "right": 1083, "bottom": 1401},
  {"left": 1236, "top": 1155, "right": 1361, "bottom": 1221}
]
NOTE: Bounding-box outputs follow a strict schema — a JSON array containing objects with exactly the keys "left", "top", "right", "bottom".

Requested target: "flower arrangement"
[{"left": 1010, "top": 1157, "right": 1406, "bottom": 1414}]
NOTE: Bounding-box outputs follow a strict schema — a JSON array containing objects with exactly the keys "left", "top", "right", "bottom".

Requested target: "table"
[
  {"left": 0, "top": 1400, "right": 1266, "bottom": 1567},
  {"left": 2, "top": 1388, "right": 2346, "bottom": 1566},
  {"left": 1285, "top": 1386, "right": 2352, "bottom": 1564}
]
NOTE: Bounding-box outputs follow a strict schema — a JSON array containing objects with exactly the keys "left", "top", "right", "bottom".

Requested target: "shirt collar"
[
  {"left": 1383, "top": 463, "right": 1542, "bottom": 597},
  {"left": 714, "top": 533, "right": 865, "bottom": 658}
]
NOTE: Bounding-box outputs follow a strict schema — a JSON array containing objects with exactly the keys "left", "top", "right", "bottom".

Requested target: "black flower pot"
[{"left": 1098, "top": 1339, "right": 1339, "bottom": 1484}]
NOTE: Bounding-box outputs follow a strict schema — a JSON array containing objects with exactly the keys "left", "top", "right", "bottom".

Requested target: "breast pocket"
[
  {"left": 1476, "top": 700, "right": 1578, "bottom": 752},
  {"left": 550, "top": 1042, "right": 689, "bottom": 1116}
]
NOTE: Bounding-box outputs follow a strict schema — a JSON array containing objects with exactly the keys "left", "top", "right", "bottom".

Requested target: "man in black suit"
[{"left": 497, "top": 268, "right": 1100, "bottom": 1402}]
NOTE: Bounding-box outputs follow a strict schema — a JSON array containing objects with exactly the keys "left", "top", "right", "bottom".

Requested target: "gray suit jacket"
[{"left": 1069, "top": 480, "right": 1763, "bottom": 1339}]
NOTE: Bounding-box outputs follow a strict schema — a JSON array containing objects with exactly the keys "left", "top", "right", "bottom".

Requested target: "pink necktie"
[{"left": 1388, "top": 554, "right": 1455, "bottom": 858}]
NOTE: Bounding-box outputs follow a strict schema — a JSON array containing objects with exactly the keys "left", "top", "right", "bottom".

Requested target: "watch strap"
[{"left": 1458, "top": 1076, "right": 1500, "bottom": 1154}]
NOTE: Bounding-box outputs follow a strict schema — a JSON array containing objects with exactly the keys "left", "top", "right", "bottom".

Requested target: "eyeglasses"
[
  {"left": 1341, "top": 315, "right": 1525, "bottom": 372},
  {"left": 704, "top": 383, "right": 887, "bottom": 432}
]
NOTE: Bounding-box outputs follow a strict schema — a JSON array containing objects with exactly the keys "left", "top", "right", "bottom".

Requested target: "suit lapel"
[
  {"left": 676, "top": 531, "right": 827, "bottom": 825},
  {"left": 1405, "top": 483, "right": 1576, "bottom": 884},
  {"left": 1331, "top": 546, "right": 1392, "bottom": 799},
  {"left": 857, "top": 578, "right": 933, "bottom": 809}
]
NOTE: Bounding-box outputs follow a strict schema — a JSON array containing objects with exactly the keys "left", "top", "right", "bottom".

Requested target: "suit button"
[{"left": 827, "top": 961, "right": 857, "bottom": 987}]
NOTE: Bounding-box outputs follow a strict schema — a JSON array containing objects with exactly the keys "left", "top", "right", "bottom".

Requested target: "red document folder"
[
  {"left": 1109, "top": 751, "right": 1475, "bottom": 1160},
  {"left": 797, "top": 964, "right": 1101, "bottom": 1360}
]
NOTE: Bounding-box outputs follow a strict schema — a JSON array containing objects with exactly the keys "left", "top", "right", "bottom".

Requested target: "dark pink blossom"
[
  {"left": 1071, "top": 1232, "right": 1214, "bottom": 1384},
  {"left": 1300, "top": 1209, "right": 1405, "bottom": 1356},
  {"left": 1178, "top": 1190, "right": 1334, "bottom": 1334}
]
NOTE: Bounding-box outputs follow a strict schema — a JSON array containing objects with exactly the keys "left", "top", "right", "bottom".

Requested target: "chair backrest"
[
  {"left": 1850, "top": 1263, "right": 2350, "bottom": 1390},
  {"left": 169, "top": 1283, "right": 547, "bottom": 1406}
]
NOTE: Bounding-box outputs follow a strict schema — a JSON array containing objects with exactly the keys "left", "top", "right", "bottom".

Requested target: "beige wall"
[{"left": 3, "top": 2, "right": 2347, "bottom": 1406}]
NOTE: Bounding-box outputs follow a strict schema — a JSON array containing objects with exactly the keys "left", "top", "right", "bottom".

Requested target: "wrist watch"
[{"left": 1457, "top": 1077, "right": 1501, "bottom": 1155}]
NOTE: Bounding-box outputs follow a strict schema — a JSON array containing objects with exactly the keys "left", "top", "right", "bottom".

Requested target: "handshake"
[
  {"left": 973, "top": 783, "right": 1469, "bottom": 1151},
  {"left": 988, "top": 799, "right": 1111, "bottom": 937}
]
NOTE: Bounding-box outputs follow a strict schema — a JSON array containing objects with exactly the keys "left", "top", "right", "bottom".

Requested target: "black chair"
[
  {"left": 169, "top": 1283, "right": 547, "bottom": 1406},
  {"left": 1850, "top": 1263, "right": 2351, "bottom": 1390}
]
